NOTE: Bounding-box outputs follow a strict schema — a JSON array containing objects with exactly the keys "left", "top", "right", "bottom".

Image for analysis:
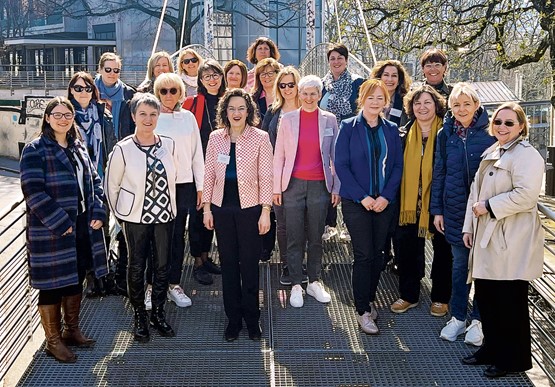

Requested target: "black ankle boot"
[
  {"left": 150, "top": 305, "right": 175, "bottom": 337},
  {"left": 134, "top": 307, "right": 150, "bottom": 343}
]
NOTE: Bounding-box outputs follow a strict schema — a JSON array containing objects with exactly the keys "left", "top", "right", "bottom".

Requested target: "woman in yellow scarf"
[{"left": 390, "top": 85, "right": 452, "bottom": 317}]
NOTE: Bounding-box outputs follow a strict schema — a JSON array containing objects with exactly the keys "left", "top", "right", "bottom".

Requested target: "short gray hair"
[
  {"left": 130, "top": 93, "right": 161, "bottom": 115},
  {"left": 448, "top": 82, "right": 480, "bottom": 107},
  {"left": 298, "top": 75, "right": 323, "bottom": 94}
]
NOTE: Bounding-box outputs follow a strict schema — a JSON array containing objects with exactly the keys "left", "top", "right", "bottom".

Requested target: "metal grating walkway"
[{"left": 17, "top": 237, "right": 533, "bottom": 386}]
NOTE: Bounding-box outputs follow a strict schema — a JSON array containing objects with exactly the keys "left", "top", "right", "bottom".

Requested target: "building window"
[
  {"left": 93, "top": 23, "right": 116, "bottom": 40},
  {"left": 213, "top": 12, "right": 233, "bottom": 63}
]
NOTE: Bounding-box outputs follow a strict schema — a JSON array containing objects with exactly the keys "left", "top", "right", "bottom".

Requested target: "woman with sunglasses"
[
  {"left": 138, "top": 51, "right": 174, "bottom": 94},
  {"left": 177, "top": 48, "right": 203, "bottom": 97},
  {"left": 20, "top": 97, "right": 108, "bottom": 362},
  {"left": 261, "top": 66, "right": 301, "bottom": 284},
  {"left": 152, "top": 73, "right": 204, "bottom": 308},
  {"left": 181, "top": 59, "right": 227, "bottom": 285},
  {"left": 224, "top": 60, "right": 248, "bottom": 90},
  {"left": 461, "top": 102, "right": 544, "bottom": 378},
  {"left": 251, "top": 57, "right": 280, "bottom": 123}
]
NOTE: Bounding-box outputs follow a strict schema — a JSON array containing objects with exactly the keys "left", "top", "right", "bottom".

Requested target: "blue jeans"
[{"left": 450, "top": 244, "right": 480, "bottom": 321}]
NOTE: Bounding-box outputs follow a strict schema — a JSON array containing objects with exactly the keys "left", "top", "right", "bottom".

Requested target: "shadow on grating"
[{"left": 17, "top": 236, "right": 533, "bottom": 387}]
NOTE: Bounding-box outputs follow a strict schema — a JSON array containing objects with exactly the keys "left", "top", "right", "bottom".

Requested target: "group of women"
[{"left": 20, "top": 39, "right": 544, "bottom": 379}]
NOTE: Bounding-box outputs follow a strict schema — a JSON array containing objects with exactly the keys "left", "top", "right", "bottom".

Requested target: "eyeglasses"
[
  {"left": 423, "top": 63, "right": 444, "bottom": 70},
  {"left": 159, "top": 88, "right": 179, "bottom": 96},
  {"left": 103, "top": 67, "right": 121, "bottom": 74},
  {"left": 202, "top": 73, "right": 222, "bottom": 81},
  {"left": 279, "top": 82, "right": 296, "bottom": 89},
  {"left": 182, "top": 57, "right": 199, "bottom": 65},
  {"left": 50, "top": 112, "right": 74, "bottom": 120},
  {"left": 260, "top": 71, "right": 276, "bottom": 79},
  {"left": 72, "top": 85, "right": 93, "bottom": 93},
  {"left": 227, "top": 107, "right": 247, "bottom": 113},
  {"left": 493, "top": 119, "right": 517, "bottom": 127}
]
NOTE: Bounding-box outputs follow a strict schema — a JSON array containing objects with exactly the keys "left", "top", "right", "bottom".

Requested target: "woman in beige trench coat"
[{"left": 461, "top": 102, "right": 544, "bottom": 378}]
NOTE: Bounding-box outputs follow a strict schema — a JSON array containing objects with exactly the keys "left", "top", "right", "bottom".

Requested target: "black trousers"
[
  {"left": 342, "top": 199, "right": 394, "bottom": 314},
  {"left": 212, "top": 205, "right": 261, "bottom": 327},
  {"left": 38, "top": 212, "right": 91, "bottom": 305},
  {"left": 260, "top": 211, "right": 276, "bottom": 260},
  {"left": 396, "top": 223, "right": 452, "bottom": 304},
  {"left": 325, "top": 201, "right": 337, "bottom": 228},
  {"left": 123, "top": 221, "right": 173, "bottom": 309},
  {"left": 168, "top": 183, "right": 196, "bottom": 284},
  {"left": 474, "top": 279, "right": 532, "bottom": 372},
  {"left": 189, "top": 206, "right": 214, "bottom": 258}
]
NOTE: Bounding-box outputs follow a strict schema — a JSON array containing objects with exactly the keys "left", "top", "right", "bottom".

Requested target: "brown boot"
[
  {"left": 61, "top": 294, "right": 96, "bottom": 347},
  {"left": 38, "top": 304, "right": 77, "bottom": 363}
]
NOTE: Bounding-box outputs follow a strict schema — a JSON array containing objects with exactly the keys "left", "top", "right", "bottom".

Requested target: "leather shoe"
[
  {"left": 247, "top": 324, "right": 262, "bottom": 341},
  {"left": 484, "top": 365, "right": 507, "bottom": 378},
  {"left": 193, "top": 266, "right": 214, "bottom": 285},
  {"left": 203, "top": 258, "right": 221, "bottom": 275},
  {"left": 150, "top": 306, "right": 176, "bottom": 337},
  {"left": 224, "top": 324, "right": 242, "bottom": 342},
  {"left": 462, "top": 354, "right": 490, "bottom": 366}
]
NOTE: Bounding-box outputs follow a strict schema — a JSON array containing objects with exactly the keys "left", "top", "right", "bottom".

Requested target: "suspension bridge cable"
[
  {"left": 179, "top": 0, "right": 189, "bottom": 50},
  {"left": 355, "top": 0, "right": 377, "bottom": 66},
  {"left": 152, "top": 0, "right": 170, "bottom": 56},
  {"left": 332, "top": 0, "right": 342, "bottom": 42}
]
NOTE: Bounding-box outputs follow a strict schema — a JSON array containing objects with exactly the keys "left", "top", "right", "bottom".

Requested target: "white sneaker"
[
  {"left": 356, "top": 311, "right": 379, "bottom": 335},
  {"left": 306, "top": 281, "right": 331, "bottom": 303},
  {"left": 290, "top": 284, "right": 305, "bottom": 308},
  {"left": 439, "top": 317, "right": 466, "bottom": 342},
  {"left": 144, "top": 285, "right": 152, "bottom": 311},
  {"left": 339, "top": 229, "right": 351, "bottom": 242},
  {"left": 322, "top": 226, "right": 338, "bottom": 241},
  {"left": 464, "top": 319, "right": 484, "bottom": 346},
  {"left": 369, "top": 303, "right": 378, "bottom": 321},
  {"left": 168, "top": 285, "right": 192, "bottom": 308}
]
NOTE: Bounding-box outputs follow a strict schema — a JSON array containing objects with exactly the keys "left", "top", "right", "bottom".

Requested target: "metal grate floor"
[{"left": 17, "top": 236, "right": 533, "bottom": 386}]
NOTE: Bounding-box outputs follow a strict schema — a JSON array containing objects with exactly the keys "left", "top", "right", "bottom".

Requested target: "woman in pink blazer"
[
  {"left": 273, "top": 75, "right": 341, "bottom": 309},
  {"left": 202, "top": 88, "right": 273, "bottom": 342}
]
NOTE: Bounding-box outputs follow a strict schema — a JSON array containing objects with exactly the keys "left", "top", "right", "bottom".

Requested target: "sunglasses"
[
  {"left": 103, "top": 67, "right": 121, "bottom": 74},
  {"left": 279, "top": 82, "right": 296, "bottom": 89},
  {"left": 182, "top": 57, "right": 199, "bottom": 65},
  {"left": 72, "top": 85, "right": 93, "bottom": 93},
  {"left": 493, "top": 119, "right": 517, "bottom": 127},
  {"left": 50, "top": 112, "right": 74, "bottom": 120},
  {"left": 160, "top": 88, "right": 179, "bottom": 96}
]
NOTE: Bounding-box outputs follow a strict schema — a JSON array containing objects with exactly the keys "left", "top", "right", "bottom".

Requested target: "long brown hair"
[
  {"left": 67, "top": 71, "right": 100, "bottom": 102},
  {"left": 40, "top": 97, "right": 80, "bottom": 142}
]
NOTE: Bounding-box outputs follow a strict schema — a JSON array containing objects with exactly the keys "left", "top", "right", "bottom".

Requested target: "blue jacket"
[
  {"left": 335, "top": 113, "right": 403, "bottom": 203},
  {"left": 430, "top": 107, "right": 495, "bottom": 246},
  {"left": 20, "top": 136, "right": 108, "bottom": 290}
]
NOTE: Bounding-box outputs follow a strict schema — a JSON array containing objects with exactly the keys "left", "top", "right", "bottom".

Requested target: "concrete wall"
[{"left": 0, "top": 106, "right": 29, "bottom": 159}]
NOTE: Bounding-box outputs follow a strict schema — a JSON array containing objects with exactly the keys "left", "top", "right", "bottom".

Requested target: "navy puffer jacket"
[{"left": 430, "top": 107, "right": 495, "bottom": 246}]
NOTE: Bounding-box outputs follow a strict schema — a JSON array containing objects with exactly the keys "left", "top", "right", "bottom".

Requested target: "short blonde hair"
[
  {"left": 448, "top": 82, "right": 480, "bottom": 108},
  {"left": 153, "top": 73, "right": 187, "bottom": 105},
  {"left": 488, "top": 102, "right": 529, "bottom": 137},
  {"left": 357, "top": 79, "right": 390, "bottom": 111},
  {"left": 177, "top": 49, "right": 204, "bottom": 75}
]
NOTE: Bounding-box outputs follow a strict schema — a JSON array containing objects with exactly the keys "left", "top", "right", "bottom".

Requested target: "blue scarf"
[
  {"left": 71, "top": 99, "right": 104, "bottom": 178},
  {"left": 95, "top": 75, "right": 124, "bottom": 138}
]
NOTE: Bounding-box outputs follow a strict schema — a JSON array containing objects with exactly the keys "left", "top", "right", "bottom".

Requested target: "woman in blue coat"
[
  {"left": 431, "top": 82, "right": 495, "bottom": 346},
  {"left": 20, "top": 97, "right": 108, "bottom": 363}
]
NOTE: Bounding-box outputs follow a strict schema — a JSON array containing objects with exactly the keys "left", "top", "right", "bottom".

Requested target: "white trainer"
[
  {"left": 144, "top": 284, "right": 152, "bottom": 311},
  {"left": 290, "top": 284, "right": 305, "bottom": 308},
  {"left": 322, "top": 226, "right": 338, "bottom": 241},
  {"left": 439, "top": 317, "right": 466, "bottom": 342},
  {"left": 306, "top": 281, "right": 331, "bottom": 303},
  {"left": 464, "top": 319, "right": 484, "bottom": 346},
  {"left": 356, "top": 311, "right": 379, "bottom": 335},
  {"left": 168, "top": 285, "right": 192, "bottom": 308},
  {"left": 369, "top": 302, "right": 378, "bottom": 321}
]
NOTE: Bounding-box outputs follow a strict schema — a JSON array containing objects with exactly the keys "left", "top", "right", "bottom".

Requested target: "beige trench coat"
[{"left": 463, "top": 138, "right": 544, "bottom": 282}]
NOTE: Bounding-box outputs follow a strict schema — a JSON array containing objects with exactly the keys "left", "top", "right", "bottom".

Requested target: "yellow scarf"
[{"left": 399, "top": 116, "right": 442, "bottom": 238}]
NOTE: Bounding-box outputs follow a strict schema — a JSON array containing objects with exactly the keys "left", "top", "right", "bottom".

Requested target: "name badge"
[
  {"left": 217, "top": 153, "right": 230, "bottom": 164},
  {"left": 390, "top": 108, "right": 402, "bottom": 117},
  {"left": 173, "top": 111, "right": 183, "bottom": 119},
  {"left": 155, "top": 147, "right": 167, "bottom": 159},
  {"left": 324, "top": 128, "right": 334, "bottom": 137}
]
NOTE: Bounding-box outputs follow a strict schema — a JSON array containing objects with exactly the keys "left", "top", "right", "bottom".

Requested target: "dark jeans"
[
  {"left": 168, "top": 183, "right": 196, "bottom": 284},
  {"left": 189, "top": 206, "right": 214, "bottom": 258},
  {"left": 325, "top": 201, "right": 337, "bottom": 228},
  {"left": 474, "top": 279, "right": 532, "bottom": 372},
  {"left": 260, "top": 211, "right": 276, "bottom": 260},
  {"left": 38, "top": 212, "right": 90, "bottom": 305},
  {"left": 283, "top": 178, "right": 329, "bottom": 285},
  {"left": 212, "top": 204, "right": 261, "bottom": 327},
  {"left": 123, "top": 221, "right": 173, "bottom": 309},
  {"left": 342, "top": 199, "right": 394, "bottom": 314},
  {"left": 396, "top": 223, "right": 452, "bottom": 304}
]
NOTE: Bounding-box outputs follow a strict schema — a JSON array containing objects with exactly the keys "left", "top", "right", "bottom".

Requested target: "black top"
[
  {"left": 222, "top": 143, "right": 240, "bottom": 207},
  {"left": 200, "top": 93, "right": 220, "bottom": 155}
]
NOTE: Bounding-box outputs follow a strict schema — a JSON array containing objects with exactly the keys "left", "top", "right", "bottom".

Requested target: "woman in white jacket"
[
  {"left": 461, "top": 102, "right": 544, "bottom": 378},
  {"left": 105, "top": 93, "right": 177, "bottom": 343}
]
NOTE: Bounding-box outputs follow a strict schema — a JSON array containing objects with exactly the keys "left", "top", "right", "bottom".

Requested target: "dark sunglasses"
[
  {"left": 103, "top": 67, "right": 121, "bottom": 74},
  {"left": 72, "top": 85, "right": 93, "bottom": 93},
  {"left": 493, "top": 119, "right": 517, "bottom": 127},
  {"left": 160, "top": 88, "right": 179, "bottom": 96},
  {"left": 181, "top": 57, "right": 199, "bottom": 65},
  {"left": 279, "top": 82, "right": 296, "bottom": 89}
]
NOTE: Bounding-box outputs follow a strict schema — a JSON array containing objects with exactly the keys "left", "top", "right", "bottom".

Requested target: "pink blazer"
[
  {"left": 202, "top": 125, "right": 273, "bottom": 208},
  {"left": 273, "top": 108, "right": 340, "bottom": 194}
]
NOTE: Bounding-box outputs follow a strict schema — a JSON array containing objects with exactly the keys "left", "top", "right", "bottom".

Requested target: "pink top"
[{"left": 292, "top": 109, "right": 325, "bottom": 181}]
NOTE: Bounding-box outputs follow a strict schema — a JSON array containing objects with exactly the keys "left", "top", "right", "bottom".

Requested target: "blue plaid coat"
[{"left": 20, "top": 135, "right": 108, "bottom": 290}]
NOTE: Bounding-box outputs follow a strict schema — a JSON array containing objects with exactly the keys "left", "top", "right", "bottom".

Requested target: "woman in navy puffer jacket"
[{"left": 431, "top": 82, "right": 495, "bottom": 346}]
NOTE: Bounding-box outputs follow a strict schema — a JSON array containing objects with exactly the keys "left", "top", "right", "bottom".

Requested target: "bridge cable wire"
[
  {"left": 355, "top": 0, "right": 377, "bottom": 66},
  {"left": 152, "top": 0, "right": 171, "bottom": 56},
  {"left": 179, "top": 0, "right": 190, "bottom": 50},
  {"left": 332, "top": 0, "right": 343, "bottom": 42}
]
